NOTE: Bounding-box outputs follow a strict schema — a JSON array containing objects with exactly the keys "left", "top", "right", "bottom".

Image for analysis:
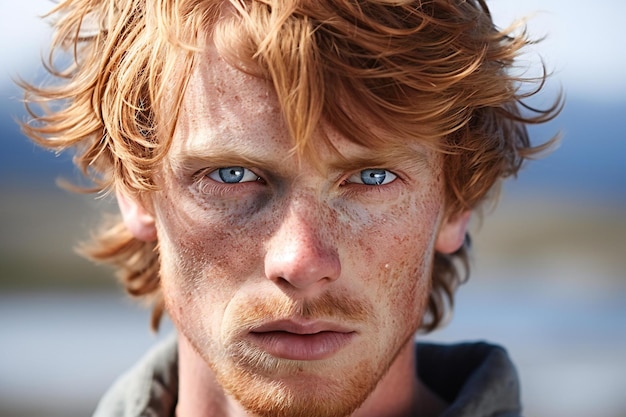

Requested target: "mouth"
[{"left": 247, "top": 320, "right": 357, "bottom": 361}]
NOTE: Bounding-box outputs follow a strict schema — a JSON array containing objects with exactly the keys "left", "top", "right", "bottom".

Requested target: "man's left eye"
[
  {"left": 208, "top": 167, "right": 259, "bottom": 184},
  {"left": 348, "top": 169, "right": 397, "bottom": 186}
]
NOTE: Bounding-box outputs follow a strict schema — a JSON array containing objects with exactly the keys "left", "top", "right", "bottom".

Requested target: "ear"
[
  {"left": 116, "top": 189, "right": 157, "bottom": 242},
  {"left": 435, "top": 211, "right": 471, "bottom": 254}
]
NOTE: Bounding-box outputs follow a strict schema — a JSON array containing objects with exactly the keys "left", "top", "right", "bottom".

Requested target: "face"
[{"left": 121, "top": 45, "right": 468, "bottom": 417}]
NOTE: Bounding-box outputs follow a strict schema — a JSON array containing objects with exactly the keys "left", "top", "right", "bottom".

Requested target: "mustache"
[
  {"left": 223, "top": 292, "right": 373, "bottom": 339},
  {"left": 217, "top": 292, "right": 374, "bottom": 372}
]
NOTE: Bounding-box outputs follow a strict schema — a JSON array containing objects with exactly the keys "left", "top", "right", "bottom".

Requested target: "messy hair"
[{"left": 20, "top": 0, "right": 561, "bottom": 332}]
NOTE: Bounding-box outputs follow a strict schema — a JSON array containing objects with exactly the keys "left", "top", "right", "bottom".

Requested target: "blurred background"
[{"left": 1, "top": 1, "right": 624, "bottom": 416}]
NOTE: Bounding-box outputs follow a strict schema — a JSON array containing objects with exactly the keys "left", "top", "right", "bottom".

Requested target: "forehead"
[
  {"left": 170, "top": 44, "right": 437, "bottom": 169},
  {"left": 175, "top": 46, "right": 281, "bottom": 145}
]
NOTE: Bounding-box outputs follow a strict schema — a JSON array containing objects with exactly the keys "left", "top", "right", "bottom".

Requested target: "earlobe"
[
  {"left": 116, "top": 189, "right": 157, "bottom": 242},
  {"left": 435, "top": 211, "right": 471, "bottom": 254}
]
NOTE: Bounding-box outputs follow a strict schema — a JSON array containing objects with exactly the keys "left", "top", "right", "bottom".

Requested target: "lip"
[{"left": 247, "top": 320, "right": 357, "bottom": 361}]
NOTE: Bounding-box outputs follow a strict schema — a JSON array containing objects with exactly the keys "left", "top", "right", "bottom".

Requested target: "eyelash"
[
  {"left": 207, "top": 167, "right": 262, "bottom": 184},
  {"left": 343, "top": 169, "right": 398, "bottom": 186},
  {"left": 190, "top": 167, "right": 264, "bottom": 196}
]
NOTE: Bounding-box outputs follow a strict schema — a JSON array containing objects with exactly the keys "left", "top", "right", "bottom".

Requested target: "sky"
[{"left": 1, "top": 0, "right": 625, "bottom": 102}]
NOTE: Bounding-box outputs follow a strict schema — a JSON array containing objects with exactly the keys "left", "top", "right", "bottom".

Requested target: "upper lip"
[{"left": 250, "top": 320, "right": 356, "bottom": 335}]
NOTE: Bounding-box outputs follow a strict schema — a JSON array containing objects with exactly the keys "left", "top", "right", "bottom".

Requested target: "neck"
[
  {"left": 175, "top": 335, "right": 446, "bottom": 417},
  {"left": 175, "top": 335, "right": 250, "bottom": 417},
  {"left": 351, "top": 340, "right": 447, "bottom": 417}
]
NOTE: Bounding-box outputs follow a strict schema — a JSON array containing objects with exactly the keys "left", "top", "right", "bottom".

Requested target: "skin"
[{"left": 118, "top": 44, "right": 470, "bottom": 417}]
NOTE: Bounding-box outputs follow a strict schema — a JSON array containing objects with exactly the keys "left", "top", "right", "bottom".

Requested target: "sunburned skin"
[{"left": 121, "top": 44, "right": 468, "bottom": 417}]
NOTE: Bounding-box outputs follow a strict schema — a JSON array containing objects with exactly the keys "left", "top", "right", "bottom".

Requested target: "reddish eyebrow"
[
  {"left": 169, "top": 148, "right": 287, "bottom": 175},
  {"left": 326, "top": 147, "right": 431, "bottom": 173}
]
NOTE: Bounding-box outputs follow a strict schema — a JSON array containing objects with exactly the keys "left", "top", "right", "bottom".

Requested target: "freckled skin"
[{"left": 149, "top": 45, "right": 458, "bottom": 417}]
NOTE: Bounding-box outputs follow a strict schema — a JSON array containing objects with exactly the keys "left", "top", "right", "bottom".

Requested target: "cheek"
[
  {"left": 348, "top": 193, "right": 441, "bottom": 324},
  {"left": 154, "top": 188, "right": 270, "bottom": 309}
]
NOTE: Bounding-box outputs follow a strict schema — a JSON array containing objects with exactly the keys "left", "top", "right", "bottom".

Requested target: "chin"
[
  {"left": 211, "top": 352, "right": 382, "bottom": 417},
  {"left": 228, "top": 373, "right": 372, "bottom": 417}
]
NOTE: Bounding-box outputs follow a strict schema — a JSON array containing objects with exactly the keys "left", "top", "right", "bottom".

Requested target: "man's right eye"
[{"left": 208, "top": 167, "right": 259, "bottom": 184}]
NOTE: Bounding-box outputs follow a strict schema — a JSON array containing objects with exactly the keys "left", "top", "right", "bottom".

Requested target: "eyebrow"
[
  {"left": 169, "top": 147, "right": 287, "bottom": 175},
  {"left": 326, "top": 145, "right": 431, "bottom": 174}
]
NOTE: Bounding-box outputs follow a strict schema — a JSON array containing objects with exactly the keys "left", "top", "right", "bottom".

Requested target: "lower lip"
[{"left": 247, "top": 331, "right": 356, "bottom": 361}]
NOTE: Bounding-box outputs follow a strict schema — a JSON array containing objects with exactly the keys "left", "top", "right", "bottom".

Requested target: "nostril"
[
  {"left": 264, "top": 241, "right": 341, "bottom": 290},
  {"left": 264, "top": 203, "right": 341, "bottom": 291}
]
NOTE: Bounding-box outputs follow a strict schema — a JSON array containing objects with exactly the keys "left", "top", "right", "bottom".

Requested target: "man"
[{"left": 20, "top": 0, "right": 560, "bottom": 416}]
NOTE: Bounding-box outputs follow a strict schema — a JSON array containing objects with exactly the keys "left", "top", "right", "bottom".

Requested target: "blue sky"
[{"left": 2, "top": 0, "right": 625, "bottom": 102}]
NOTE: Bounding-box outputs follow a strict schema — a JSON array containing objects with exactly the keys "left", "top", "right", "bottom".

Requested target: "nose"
[{"left": 264, "top": 201, "right": 341, "bottom": 293}]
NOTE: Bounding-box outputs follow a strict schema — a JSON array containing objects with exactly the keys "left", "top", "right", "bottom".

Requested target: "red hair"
[{"left": 20, "top": 0, "right": 562, "bottom": 331}]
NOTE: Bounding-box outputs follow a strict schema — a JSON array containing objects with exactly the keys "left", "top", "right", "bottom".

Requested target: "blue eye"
[
  {"left": 348, "top": 169, "right": 397, "bottom": 185},
  {"left": 208, "top": 167, "right": 259, "bottom": 183}
]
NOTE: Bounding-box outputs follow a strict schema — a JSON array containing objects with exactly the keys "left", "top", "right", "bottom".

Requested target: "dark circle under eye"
[
  {"left": 218, "top": 167, "right": 245, "bottom": 183},
  {"left": 361, "top": 169, "right": 388, "bottom": 185}
]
